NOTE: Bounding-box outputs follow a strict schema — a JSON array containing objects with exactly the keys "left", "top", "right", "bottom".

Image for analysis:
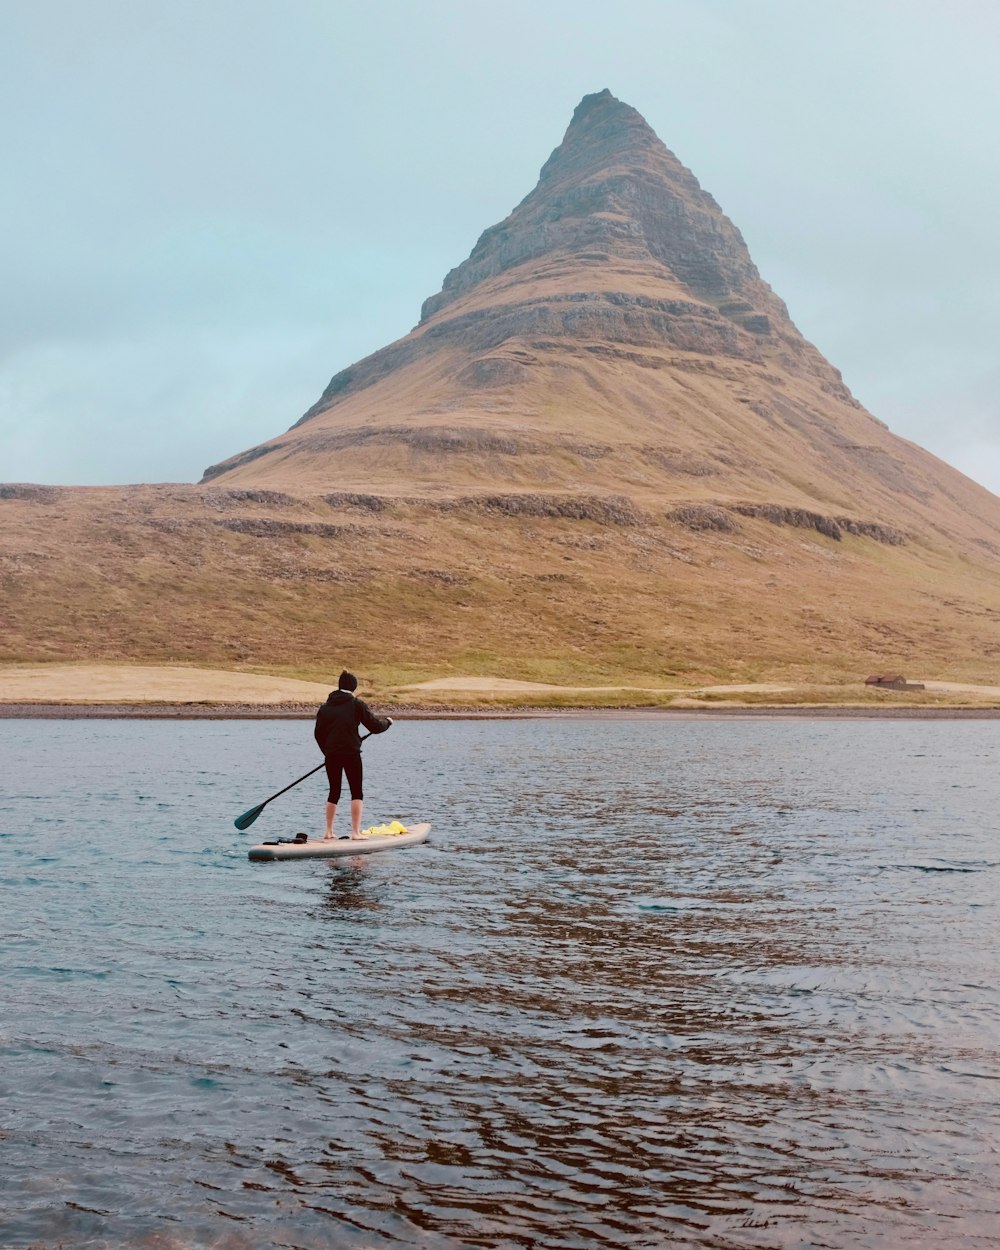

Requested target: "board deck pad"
[{"left": 248, "top": 822, "right": 431, "bottom": 861}]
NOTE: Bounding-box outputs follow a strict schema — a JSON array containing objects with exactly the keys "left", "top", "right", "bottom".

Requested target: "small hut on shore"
[{"left": 864, "top": 674, "right": 926, "bottom": 690}]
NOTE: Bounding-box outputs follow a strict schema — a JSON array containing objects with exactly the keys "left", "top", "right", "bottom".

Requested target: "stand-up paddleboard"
[{"left": 248, "top": 822, "right": 430, "bottom": 862}]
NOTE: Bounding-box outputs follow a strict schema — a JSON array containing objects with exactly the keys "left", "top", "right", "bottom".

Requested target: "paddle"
[{"left": 234, "top": 733, "right": 373, "bottom": 831}]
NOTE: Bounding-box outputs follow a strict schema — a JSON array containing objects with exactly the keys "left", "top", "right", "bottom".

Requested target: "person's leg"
[
  {"left": 324, "top": 757, "right": 344, "bottom": 839},
  {"left": 345, "top": 754, "right": 364, "bottom": 838}
]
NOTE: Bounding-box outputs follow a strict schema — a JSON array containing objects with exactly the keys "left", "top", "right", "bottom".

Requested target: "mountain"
[
  {"left": 3, "top": 91, "right": 999, "bottom": 692},
  {"left": 199, "top": 90, "right": 998, "bottom": 554}
]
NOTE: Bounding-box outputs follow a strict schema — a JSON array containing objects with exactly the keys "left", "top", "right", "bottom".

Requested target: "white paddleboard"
[{"left": 248, "top": 822, "right": 431, "bottom": 862}]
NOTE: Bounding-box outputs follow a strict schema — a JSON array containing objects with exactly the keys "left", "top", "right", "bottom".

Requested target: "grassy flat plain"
[
  {"left": 0, "top": 664, "right": 331, "bottom": 705},
  {"left": 1, "top": 661, "right": 998, "bottom": 712}
]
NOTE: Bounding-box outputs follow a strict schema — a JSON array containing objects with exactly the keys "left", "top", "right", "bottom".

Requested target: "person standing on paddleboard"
[{"left": 315, "top": 671, "right": 393, "bottom": 841}]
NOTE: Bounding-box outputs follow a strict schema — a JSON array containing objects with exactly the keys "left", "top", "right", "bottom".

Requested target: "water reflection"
[{"left": 319, "top": 860, "right": 383, "bottom": 914}]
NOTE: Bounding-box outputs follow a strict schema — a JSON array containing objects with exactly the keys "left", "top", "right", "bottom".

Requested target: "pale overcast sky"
[{"left": 1, "top": 0, "right": 998, "bottom": 495}]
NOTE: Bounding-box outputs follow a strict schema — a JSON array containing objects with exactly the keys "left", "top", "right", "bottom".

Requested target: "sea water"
[{"left": 0, "top": 716, "right": 998, "bottom": 1249}]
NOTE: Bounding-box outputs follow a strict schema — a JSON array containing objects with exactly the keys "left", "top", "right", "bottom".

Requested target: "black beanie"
[{"left": 338, "top": 670, "right": 358, "bottom": 692}]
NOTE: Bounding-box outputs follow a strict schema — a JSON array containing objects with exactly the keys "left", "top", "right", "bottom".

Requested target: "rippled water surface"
[{"left": 1, "top": 716, "right": 998, "bottom": 1249}]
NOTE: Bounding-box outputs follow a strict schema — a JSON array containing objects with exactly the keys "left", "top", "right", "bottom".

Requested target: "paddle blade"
[{"left": 234, "top": 803, "right": 266, "bottom": 831}]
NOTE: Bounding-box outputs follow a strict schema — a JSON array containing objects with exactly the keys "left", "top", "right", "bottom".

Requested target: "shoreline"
[{"left": 2, "top": 701, "right": 1000, "bottom": 720}]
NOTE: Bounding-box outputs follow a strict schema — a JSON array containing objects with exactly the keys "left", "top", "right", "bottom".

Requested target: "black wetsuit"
[{"left": 314, "top": 690, "right": 392, "bottom": 803}]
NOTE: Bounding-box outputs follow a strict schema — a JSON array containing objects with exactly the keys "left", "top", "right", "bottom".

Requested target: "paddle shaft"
[
  {"left": 255, "top": 759, "right": 326, "bottom": 808},
  {"left": 234, "top": 732, "right": 373, "bottom": 829}
]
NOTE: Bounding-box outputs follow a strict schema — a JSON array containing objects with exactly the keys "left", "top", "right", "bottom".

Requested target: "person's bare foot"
[{"left": 323, "top": 833, "right": 335, "bottom": 841}]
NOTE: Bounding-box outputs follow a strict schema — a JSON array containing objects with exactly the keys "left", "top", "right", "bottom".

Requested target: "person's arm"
[
  {"left": 314, "top": 710, "right": 326, "bottom": 752},
  {"left": 356, "top": 698, "right": 392, "bottom": 735}
]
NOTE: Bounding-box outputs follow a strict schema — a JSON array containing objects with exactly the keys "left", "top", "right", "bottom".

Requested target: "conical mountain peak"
[
  {"left": 419, "top": 90, "right": 782, "bottom": 327},
  {"left": 198, "top": 91, "right": 1000, "bottom": 590},
  {"left": 201, "top": 90, "right": 871, "bottom": 492},
  {"left": 535, "top": 88, "right": 664, "bottom": 186}
]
